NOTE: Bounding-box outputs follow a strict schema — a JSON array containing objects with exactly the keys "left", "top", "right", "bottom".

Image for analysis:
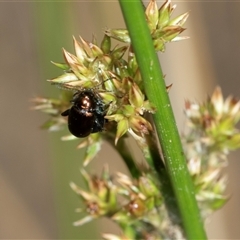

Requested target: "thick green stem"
[{"left": 119, "top": 0, "right": 207, "bottom": 239}]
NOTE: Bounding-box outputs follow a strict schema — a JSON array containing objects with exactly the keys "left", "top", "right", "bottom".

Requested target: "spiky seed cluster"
[
  {"left": 49, "top": 35, "right": 157, "bottom": 149},
  {"left": 71, "top": 168, "right": 183, "bottom": 239},
  {"left": 50, "top": 36, "right": 115, "bottom": 91},
  {"left": 106, "top": 0, "right": 189, "bottom": 51},
  {"left": 70, "top": 168, "right": 118, "bottom": 226},
  {"left": 185, "top": 87, "right": 240, "bottom": 153},
  {"left": 184, "top": 87, "right": 240, "bottom": 218},
  {"left": 31, "top": 96, "right": 71, "bottom": 132}
]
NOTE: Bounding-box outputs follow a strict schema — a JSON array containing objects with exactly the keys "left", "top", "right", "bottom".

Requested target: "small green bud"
[
  {"left": 105, "top": 28, "right": 130, "bottom": 43},
  {"left": 128, "top": 52, "right": 139, "bottom": 78},
  {"left": 101, "top": 34, "right": 111, "bottom": 54},
  {"left": 142, "top": 100, "right": 157, "bottom": 113},
  {"left": 62, "top": 48, "right": 90, "bottom": 76},
  {"left": 168, "top": 12, "right": 189, "bottom": 27},
  {"left": 138, "top": 176, "right": 159, "bottom": 197},
  {"left": 121, "top": 105, "right": 135, "bottom": 117},
  {"left": 129, "top": 83, "right": 144, "bottom": 108},
  {"left": 90, "top": 43, "right": 104, "bottom": 57},
  {"left": 125, "top": 198, "right": 146, "bottom": 217},
  {"left": 158, "top": 0, "right": 173, "bottom": 29},
  {"left": 153, "top": 39, "right": 165, "bottom": 52},
  {"left": 73, "top": 36, "right": 87, "bottom": 63},
  {"left": 79, "top": 36, "right": 94, "bottom": 58},
  {"left": 99, "top": 92, "right": 116, "bottom": 105},
  {"left": 47, "top": 73, "right": 79, "bottom": 85},
  {"left": 83, "top": 133, "right": 102, "bottom": 166},
  {"left": 145, "top": 0, "right": 159, "bottom": 31},
  {"left": 51, "top": 61, "right": 70, "bottom": 71},
  {"left": 115, "top": 118, "right": 129, "bottom": 145},
  {"left": 161, "top": 26, "right": 185, "bottom": 42},
  {"left": 111, "top": 46, "right": 128, "bottom": 60},
  {"left": 129, "top": 115, "right": 153, "bottom": 135}
]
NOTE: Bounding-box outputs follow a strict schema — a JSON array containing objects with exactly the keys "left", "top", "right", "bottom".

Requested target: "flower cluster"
[
  {"left": 106, "top": 0, "right": 189, "bottom": 52},
  {"left": 71, "top": 168, "right": 184, "bottom": 239},
  {"left": 184, "top": 87, "right": 240, "bottom": 218}
]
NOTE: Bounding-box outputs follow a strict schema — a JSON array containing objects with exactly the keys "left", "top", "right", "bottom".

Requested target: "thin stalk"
[
  {"left": 105, "top": 134, "right": 141, "bottom": 178},
  {"left": 118, "top": 0, "right": 207, "bottom": 239}
]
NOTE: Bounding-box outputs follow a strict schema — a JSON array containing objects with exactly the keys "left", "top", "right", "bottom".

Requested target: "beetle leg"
[{"left": 61, "top": 109, "right": 70, "bottom": 116}]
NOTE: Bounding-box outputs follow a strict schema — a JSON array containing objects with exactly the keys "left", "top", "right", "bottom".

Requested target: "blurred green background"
[{"left": 1, "top": 1, "right": 240, "bottom": 239}]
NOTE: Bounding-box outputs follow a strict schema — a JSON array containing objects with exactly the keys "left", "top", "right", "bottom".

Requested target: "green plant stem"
[
  {"left": 119, "top": 0, "right": 207, "bottom": 239},
  {"left": 105, "top": 134, "right": 141, "bottom": 178}
]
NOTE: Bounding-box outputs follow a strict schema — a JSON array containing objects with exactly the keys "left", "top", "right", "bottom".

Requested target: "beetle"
[{"left": 61, "top": 89, "right": 107, "bottom": 138}]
